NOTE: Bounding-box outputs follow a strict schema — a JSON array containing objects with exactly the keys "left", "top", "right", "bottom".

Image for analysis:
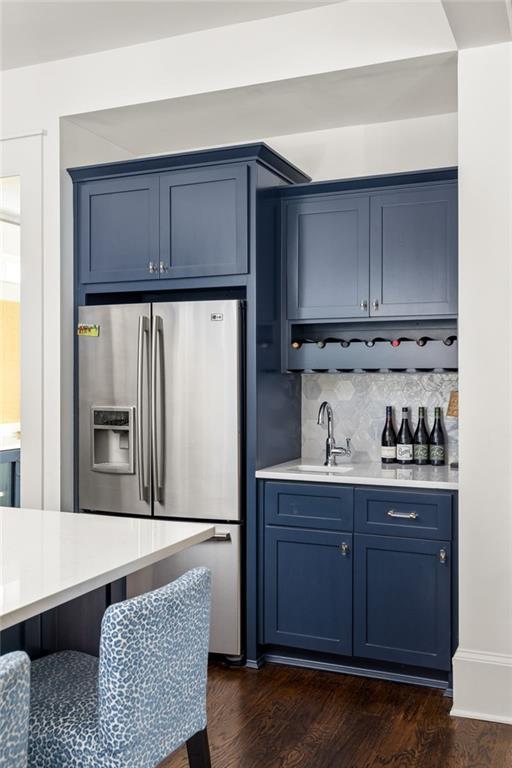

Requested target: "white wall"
[
  {"left": 268, "top": 112, "right": 457, "bottom": 180},
  {"left": 453, "top": 42, "right": 512, "bottom": 725}
]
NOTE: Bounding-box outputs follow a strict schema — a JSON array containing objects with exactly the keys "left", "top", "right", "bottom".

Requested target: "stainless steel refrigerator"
[{"left": 78, "top": 299, "right": 242, "bottom": 657}]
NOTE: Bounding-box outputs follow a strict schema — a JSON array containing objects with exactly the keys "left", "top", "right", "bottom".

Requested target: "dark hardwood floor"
[{"left": 162, "top": 661, "right": 512, "bottom": 768}]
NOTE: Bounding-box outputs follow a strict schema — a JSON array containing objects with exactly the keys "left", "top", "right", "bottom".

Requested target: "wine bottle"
[
  {"left": 429, "top": 407, "right": 446, "bottom": 466},
  {"left": 413, "top": 406, "right": 429, "bottom": 465},
  {"left": 381, "top": 406, "right": 396, "bottom": 464},
  {"left": 396, "top": 407, "right": 413, "bottom": 464}
]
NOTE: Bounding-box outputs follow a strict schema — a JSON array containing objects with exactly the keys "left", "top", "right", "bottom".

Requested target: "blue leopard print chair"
[
  {"left": 0, "top": 650, "right": 30, "bottom": 767},
  {"left": 28, "top": 567, "right": 212, "bottom": 768}
]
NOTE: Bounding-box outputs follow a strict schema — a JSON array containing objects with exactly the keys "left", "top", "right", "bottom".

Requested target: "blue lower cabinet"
[
  {"left": 264, "top": 527, "right": 353, "bottom": 655},
  {"left": 354, "top": 534, "right": 451, "bottom": 670}
]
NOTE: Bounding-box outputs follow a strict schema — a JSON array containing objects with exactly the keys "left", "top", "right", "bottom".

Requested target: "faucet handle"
[{"left": 345, "top": 437, "right": 352, "bottom": 455}]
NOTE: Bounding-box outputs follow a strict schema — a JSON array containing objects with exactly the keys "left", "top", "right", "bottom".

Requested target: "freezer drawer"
[{"left": 126, "top": 523, "right": 242, "bottom": 657}]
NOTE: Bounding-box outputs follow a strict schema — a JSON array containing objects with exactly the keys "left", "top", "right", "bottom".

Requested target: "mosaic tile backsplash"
[{"left": 302, "top": 373, "right": 459, "bottom": 464}]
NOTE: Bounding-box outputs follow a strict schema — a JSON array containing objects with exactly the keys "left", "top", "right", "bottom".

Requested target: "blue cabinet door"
[
  {"left": 159, "top": 164, "right": 248, "bottom": 279},
  {"left": 78, "top": 175, "right": 159, "bottom": 283},
  {"left": 370, "top": 183, "right": 458, "bottom": 317},
  {"left": 264, "top": 527, "right": 353, "bottom": 655},
  {"left": 354, "top": 534, "right": 451, "bottom": 670},
  {"left": 286, "top": 195, "right": 370, "bottom": 320}
]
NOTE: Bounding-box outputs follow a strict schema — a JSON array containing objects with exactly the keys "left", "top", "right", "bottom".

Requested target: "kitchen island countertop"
[{"left": 0, "top": 507, "right": 214, "bottom": 631}]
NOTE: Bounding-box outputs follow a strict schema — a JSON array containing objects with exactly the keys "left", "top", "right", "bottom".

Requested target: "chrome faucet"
[{"left": 317, "top": 401, "right": 352, "bottom": 466}]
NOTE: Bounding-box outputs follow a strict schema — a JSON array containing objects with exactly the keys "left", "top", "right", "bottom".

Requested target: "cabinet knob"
[
  {"left": 439, "top": 548, "right": 447, "bottom": 564},
  {"left": 148, "top": 261, "right": 158, "bottom": 274},
  {"left": 159, "top": 261, "right": 169, "bottom": 274},
  {"left": 372, "top": 299, "right": 379, "bottom": 311},
  {"left": 360, "top": 300, "right": 368, "bottom": 311},
  {"left": 339, "top": 542, "right": 350, "bottom": 556}
]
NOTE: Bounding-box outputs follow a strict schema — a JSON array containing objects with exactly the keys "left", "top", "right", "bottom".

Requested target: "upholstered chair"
[
  {"left": 0, "top": 650, "right": 30, "bottom": 767},
  {"left": 28, "top": 567, "right": 212, "bottom": 768}
]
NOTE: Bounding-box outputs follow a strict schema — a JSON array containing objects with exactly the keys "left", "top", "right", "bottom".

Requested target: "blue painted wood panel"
[
  {"left": 370, "top": 183, "right": 458, "bottom": 317},
  {"left": 286, "top": 195, "right": 370, "bottom": 320},
  {"left": 78, "top": 175, "right": 159, "bottom": 284},
  {"left": 264, "top": 527, "right": 353, "bottom": 654},
  {"left": 265, "top": 481, "right": 353, "bottom": 531},
  {"left": 0, "top": 449, "right": 20, "bottom": 507},
  {"left": 159, "top": 164, "right": 248, "bottom": 278},
  {"left": 355, "top": 488, "right": 452, "bottom": 540},
  {"left": 354, "top": 534, "right": 451, "bottom": 670}
]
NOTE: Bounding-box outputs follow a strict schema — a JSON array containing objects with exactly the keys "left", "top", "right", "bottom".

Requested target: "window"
[{"left": 0, "top": 176, "right": 21, "bottom": 506}]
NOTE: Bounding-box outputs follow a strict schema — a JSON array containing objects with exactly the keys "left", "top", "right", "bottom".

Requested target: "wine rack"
[{"left": 285, "top": 321, "right": 458, "bottom": 373}]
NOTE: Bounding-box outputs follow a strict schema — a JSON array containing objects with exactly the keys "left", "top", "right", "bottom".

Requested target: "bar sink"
[{"left": 293, "top": 464, "right": 354, "bottom": 474}]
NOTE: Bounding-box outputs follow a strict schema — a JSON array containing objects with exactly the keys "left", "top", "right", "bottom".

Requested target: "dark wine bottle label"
[
  {"left": 430, "top": 445, "right": 445, "bottom": 462},
  {"left": 414, "top": 445, "right": 429, "bottom": 461}
]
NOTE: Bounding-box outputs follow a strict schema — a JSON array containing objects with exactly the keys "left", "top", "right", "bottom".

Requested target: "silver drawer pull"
[
  {"left": 207, "top": 532, "right": 232, "bottom": 543},
  {"left": 387, "top": 510, "right": 418, "bottom": 520}
]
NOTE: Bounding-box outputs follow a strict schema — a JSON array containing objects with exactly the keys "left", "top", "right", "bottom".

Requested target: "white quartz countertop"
[
  {"left": 0, "top": 507, "right": 214, "bottom": 631},
  {"left": 256, "top": 459, "right": 458, "bottom": 491}
]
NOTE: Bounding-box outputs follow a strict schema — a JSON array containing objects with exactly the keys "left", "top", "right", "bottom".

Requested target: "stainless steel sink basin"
[{"left": 293, "top": 464, "right": 354, "bottom": 474}]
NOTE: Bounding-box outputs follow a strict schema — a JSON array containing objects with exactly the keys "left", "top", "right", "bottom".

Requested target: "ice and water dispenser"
[{"left": 91, "top": 407, "right": 135, "bottom": 474}]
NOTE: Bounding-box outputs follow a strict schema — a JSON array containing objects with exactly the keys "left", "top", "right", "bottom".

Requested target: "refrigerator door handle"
[
  {"left": 137, "top": 315, "right": 150, "bottom": 501},
  {"left": 151, "top": 315, "right": 164, "bottom": 501}
]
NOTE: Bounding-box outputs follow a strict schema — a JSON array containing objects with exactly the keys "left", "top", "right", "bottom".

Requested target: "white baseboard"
[{"left": 452, "top": 648, "right": 512, "bottom": 725}]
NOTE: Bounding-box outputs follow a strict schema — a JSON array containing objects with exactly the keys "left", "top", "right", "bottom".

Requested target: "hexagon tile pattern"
[{"left": 302, "top": 373, "right": 459, "bottom": 464}]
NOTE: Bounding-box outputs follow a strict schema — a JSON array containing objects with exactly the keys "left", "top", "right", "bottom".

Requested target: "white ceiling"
[
  {"left": 67, "top": 51, "right": 457, "bottom": 156},
  {"left": 0, "top": 1, "right": 335, "bottom": 71}
]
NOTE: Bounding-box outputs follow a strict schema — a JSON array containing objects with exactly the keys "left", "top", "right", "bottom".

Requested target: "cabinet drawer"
[
  {"left": 265, "top": 482, "right": 353, "bottom": 531},
  {"left": 355, "top": 488, "right": 452, "bottom": 540}
]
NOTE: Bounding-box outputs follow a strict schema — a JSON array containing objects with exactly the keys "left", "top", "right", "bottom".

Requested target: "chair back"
[
  {"left": 98, "top": 567, "right": 211, "bottom": 757},
  {"left": 0, "top": 651, "right": 30, "bottom": 767}
]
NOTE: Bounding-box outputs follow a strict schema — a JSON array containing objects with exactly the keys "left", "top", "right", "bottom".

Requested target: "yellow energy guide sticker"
[{"left": 77, "top": 323, "right": 100, "bottom": 337}]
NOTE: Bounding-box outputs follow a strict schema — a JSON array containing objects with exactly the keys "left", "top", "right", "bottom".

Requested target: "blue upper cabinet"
[
  {"left": 284, "top": 177, "right": 458, "bottom": 322},
  {"left": 286, "top": 195, "right": 370, "bottom": 320},
  {"left": 159, "top": 164, "right": 248, "bottom": 279},
  {"left": 71, "top": 144, "right": 304, "bottom": 289},
  {"left": 370, "top": 183, "right": 458, "bottom": 317},
  {"left": 78, "top": 175, "right": 160, "bottom": 283}
]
